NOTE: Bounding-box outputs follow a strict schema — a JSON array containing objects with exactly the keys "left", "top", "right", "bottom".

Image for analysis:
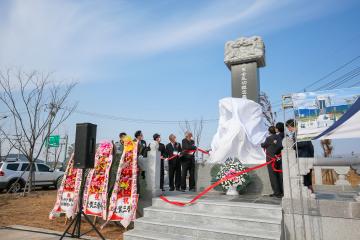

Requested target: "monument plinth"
[
  {"left": 224, "top": 36, "right": 265, "bottom": 102},
  {"left": 196, "top": 36, "right": 271, "bottom": 195},
  {"left": 225, "top": 36, "right": 271, "bottom": 195}
]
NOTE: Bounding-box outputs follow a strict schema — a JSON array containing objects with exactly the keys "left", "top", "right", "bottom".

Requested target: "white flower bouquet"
[{"left": 215, "top": 157, "right": 250, "bottom": 193}]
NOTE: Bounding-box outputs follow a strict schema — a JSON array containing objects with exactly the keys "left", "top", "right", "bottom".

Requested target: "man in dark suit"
[
  {"left": 275, "top": 122, "right": 285, "bottom": 193},
  {"left": 262, "top": 124, "right": 284, "bottom": 198},
  {"left": 166, "top": 134, "right": 182, "bottom": 191},
  {"left": 134, "top": 130, "right": 148, "bottom": 194},
  {"left": 262, "top": 126, "right": 281, "bottom": 197},
  {"left": 286, "top": 119, "right": 314, "bottom": 191},
  {"left": 153, "top": 133, "right": 167, "bottom": 191},
  {"left": 134, "top": 130, "right": 148, "bottom": 158},
  {"left": 108, "top": 132, "right": 126, "bottom": 200},
  {"left": 181, "top": 131, "right": 197, "bottom": 192}
]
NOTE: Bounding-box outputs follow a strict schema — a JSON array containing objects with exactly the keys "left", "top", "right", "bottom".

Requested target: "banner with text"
[
  {"left": 49, "top": 154, "right": 82, "bottom": 219},
  {"left": 82, "top": 141, "right": 113, "bottom": 219},
  {"left": 292, "top": 87, "right": 360, "bottom": 140},
  {"left": 107, "top": 136, "right": 139, "bottom": 228}
]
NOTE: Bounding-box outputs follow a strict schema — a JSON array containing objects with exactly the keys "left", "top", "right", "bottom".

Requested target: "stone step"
[
  {"left": 124, "top": 229, "right": 195, "bottom": 240},
  {"left": 134, "top": 217, "right": 281, "bottom": 240},
  {"left": 152, "top": 197, "right": 282, "bottom": 219},
  {"left": 144, "top": 207, "right": 281, "bottom": 233}
]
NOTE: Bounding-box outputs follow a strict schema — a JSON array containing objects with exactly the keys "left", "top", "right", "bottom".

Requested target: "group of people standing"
[
  {"left": 109, "top": 118, "right": 315, "bottom": 199},
  {"left": 109, "top": 130, "right": 198, "bottom": 195},
  {"left": 262, "top": 119, "right": 315, "bottom": 198},
  {"left": 154, "top": 131, "right": 197, "bottom": 192}
]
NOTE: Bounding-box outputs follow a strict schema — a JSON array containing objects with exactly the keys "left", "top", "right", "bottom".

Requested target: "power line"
[
  {"left": 314, "top": 66, "right": 360, "bottom": 91},
  {"left": 303, "top": 55, "right": 360, "bottom": 91},
  {"left": 3, "top": 105, "right": 218, "bottom": 126},
  {"left": 349, "top": 78, "right": 360, "bottom": 87},
  {"left": 270, "top": 56, "right": 360, "bottom": 110},
  {"left": 327, "top": 68, "right": 360, "bottom": 90},
  {"left": 72, "top": 109, "right": 218, "bottom": 125}
]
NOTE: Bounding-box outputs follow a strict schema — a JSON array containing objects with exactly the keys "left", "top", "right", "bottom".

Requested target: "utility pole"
[
  {"left": 45, "top": 103, "right": 58, "bottom": 164},
  {"left": 0, "top": 115, "right": 8, "bottom": 159},
  {"left": 63, "top": 134, "right": 68, "bottom": 164}
]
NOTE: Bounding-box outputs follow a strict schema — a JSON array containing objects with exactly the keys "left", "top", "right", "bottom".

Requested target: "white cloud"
[{"left": 0, "top": 0, "right": 351, "bottom": 82}]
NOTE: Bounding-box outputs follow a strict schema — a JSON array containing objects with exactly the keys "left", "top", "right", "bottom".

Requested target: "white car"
[{"left": 0, "top": 160, "right": 64, "bottom": 193}]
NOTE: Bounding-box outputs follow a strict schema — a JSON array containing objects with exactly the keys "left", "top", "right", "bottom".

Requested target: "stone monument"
[
  {"left": 225, "top": 36, "right": 271, "bottom": 195},
  {"left": 197, "top": 36, "right": 271, "bottom": 195},
  {"left": 224, "top": 36, "right": 265, "bottom": 102}
]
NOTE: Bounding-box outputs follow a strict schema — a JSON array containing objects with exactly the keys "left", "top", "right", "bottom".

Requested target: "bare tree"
[
  {"left": 179, "top": 118, "right": 204, "bottom": 147},
  {"left": 59, "top": 142, "right": 74, "bottom": 170},
  {"left": 48, "top": 141, "right": 64, "bottom": 169},
  {"left": 0, "top": 137, "right": 15, "bottom": 159},
  {"left": 179, "top": 118, "right": 204, "bottom": 158},
  {"left": 259, "top": 91, "right": 276, "bottom": 127},
  {"left": 0, "top": 69, "right": 77, "bottom": 194}
]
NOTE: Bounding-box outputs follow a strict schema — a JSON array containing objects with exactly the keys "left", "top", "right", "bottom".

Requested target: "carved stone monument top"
[{"left": 224, "top": 36, "right": 265, "bottom": 69}]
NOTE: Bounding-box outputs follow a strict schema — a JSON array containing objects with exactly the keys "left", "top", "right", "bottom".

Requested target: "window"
[
  {"left": 20, "top": 163, "right": 30, "bottom": 171},
  {"left": 37, "top": 164, "right": 50, "bottom": 172},
  {"left": 7, "top": 163, "right": 19, "bottom": 171}
]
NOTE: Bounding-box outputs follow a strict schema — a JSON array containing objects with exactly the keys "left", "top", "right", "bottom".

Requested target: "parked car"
[
  {"left": 2, "top": 153, "right": 46, "bottom": 164},
  {"left": 0, "top": 160, "right": 64, "bottom": 193}
]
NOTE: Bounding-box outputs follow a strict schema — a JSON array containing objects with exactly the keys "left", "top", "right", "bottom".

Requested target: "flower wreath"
[{"left": 215, "top": 157, "right": 251, "bottom": 192}]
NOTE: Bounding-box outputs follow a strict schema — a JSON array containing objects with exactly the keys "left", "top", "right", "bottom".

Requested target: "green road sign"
[{"left": 47, "top": 135, "right": 60, "bottom": 148}]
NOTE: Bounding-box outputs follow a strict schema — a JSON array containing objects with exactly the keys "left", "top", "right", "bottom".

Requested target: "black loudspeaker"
[{"left": 74, "top": 123, "right": 97, "bottom": 169}]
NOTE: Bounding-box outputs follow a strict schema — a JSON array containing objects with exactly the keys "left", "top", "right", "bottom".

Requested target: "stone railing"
[
  {"left": 313, "top": 156, "right": 360, "bottom": 190},
  {"left": 137, "top": 141, "right": 161, "bottom": 216},
  {"left": 282, "top": 137, "right": 360, "bottom": 240},
  {"left": 282, "top": 137, "right": 360, "bottom": 200}
]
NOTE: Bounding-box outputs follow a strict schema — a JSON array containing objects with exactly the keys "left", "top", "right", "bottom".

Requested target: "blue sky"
[{"left": 1, "top": 0, "right": 360, "bottom": 155}]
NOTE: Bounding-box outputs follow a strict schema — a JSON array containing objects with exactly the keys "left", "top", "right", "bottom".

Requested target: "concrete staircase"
[{"left": 124, "top": 195, "right": 283, "bottom": 240}]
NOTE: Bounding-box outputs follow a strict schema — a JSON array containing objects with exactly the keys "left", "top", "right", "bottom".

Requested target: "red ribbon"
[
  {"left": 160, "top": 154, "right": 280, "bottom": 207},
  {"left": 271, "top": 155, "right": 283, "bottom": 173},
  {"left": 162, "top": 148, "right": 210, "bottom": 161},
  {"left": 183, "top": 148, "right": 209, "bottom": 155},
  {"left": 196, "top": 148, "right": 210, "bottom": 154}
]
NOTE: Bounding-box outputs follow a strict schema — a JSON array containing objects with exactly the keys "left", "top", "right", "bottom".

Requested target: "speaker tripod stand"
[{"left": 60, "top": 168, "right": 105, "bottom": 240}]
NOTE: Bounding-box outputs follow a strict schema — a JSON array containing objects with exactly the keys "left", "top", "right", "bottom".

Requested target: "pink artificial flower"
[{"left": 99, "top": 140, "right": 113, "bottom": 155}]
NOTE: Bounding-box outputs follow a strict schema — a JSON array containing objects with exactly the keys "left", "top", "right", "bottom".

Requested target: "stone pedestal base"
[
  {"left": 244, "top": 164, "right": 273, "bottom": 195},
  {"left": 137, "top": 144, "right": 161, "bottom": 216},
  {"left": 196, "top": 162, "right": 272, "bottom": 195}
]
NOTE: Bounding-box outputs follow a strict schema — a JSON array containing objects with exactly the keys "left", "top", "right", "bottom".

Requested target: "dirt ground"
[{"left": 0, "top": 190, "right": 126, "bottom": 240}]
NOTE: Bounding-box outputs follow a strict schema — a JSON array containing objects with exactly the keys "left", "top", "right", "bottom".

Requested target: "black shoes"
[
  {"left": 177, "top": 187, "right": 195, "bottom": 192},
  {"left": 270, "top": 193, "right": 283, "bottom": 198},
  {"left": 169, "top": 188, "right": 175, "bottom": 191}
]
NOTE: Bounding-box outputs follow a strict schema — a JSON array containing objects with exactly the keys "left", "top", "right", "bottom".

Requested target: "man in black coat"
[
  {"left": 275, "top": 122, "right": 285, "bottom": 192},
  {"left": 134, "top": 130, "right": 148, "bottom": 194},
  {"left": 181, "top": 131, "right": 197, "bottom": 192},
  {"left": 262, "top": 126, "right": 283, "bottom": 197},
  {"left": 134, "top": 130, "right": 148, "bottom": 158},
  {"left": 108, "top": 132, "right": 126, "bottom": 200},
  {"left": 166, "top": 134, "right": 182, "bottom": 191},
  {"left": 153, "top": 133, "right": 167, "bottom": 191},
  {"left": 286, "top": 119, "right": 314, "bottom": 191}
]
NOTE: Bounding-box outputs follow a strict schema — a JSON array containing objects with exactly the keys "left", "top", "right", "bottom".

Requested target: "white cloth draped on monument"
[{"left": 209, "top": 97, "right": 267, "bottom": 164}]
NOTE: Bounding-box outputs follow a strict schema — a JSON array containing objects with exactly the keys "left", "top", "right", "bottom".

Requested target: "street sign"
[{"left": 47, "top": 135, "right": 60, "bottom": 148}]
